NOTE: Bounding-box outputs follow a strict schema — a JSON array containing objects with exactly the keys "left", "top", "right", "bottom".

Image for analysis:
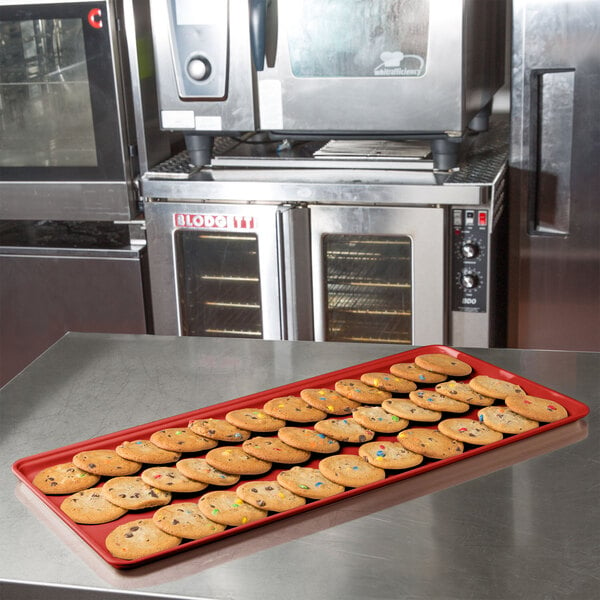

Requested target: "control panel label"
[{"left": 174, "top": 213, "right": 255, "bottom": 230}]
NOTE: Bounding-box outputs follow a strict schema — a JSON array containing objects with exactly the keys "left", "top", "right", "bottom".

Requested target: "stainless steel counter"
[{"left": 1, "top": 333, "right": 598, "bottom": 600}]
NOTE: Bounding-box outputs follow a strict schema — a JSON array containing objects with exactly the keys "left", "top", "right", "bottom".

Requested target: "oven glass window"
[
  {"left": 324, "top": 234, "right": 412, "bottom": 344},
  {"left": 0, "top": 17, "right": 97, "bottom": 167},
  {"left": 175, "top": 230, "right": 263, "bottom": 338},
  {"left": 286, "top": 0, "right": 429, "bottom": 78}
]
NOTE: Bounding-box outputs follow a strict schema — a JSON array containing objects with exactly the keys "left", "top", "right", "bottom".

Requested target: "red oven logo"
[
  {"left": 174, "top": 213, "right": 255, "bottom": 230},
  {"left": 88, "top": 8, "right": 103, "bottom": 29}
]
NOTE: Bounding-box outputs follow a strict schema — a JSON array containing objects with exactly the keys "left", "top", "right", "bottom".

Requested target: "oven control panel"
[{"left": 451, "top": 209, "right": 488, "bottom": 313}]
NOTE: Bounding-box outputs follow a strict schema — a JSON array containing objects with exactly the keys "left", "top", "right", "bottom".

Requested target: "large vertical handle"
[
  {"left": 529, "top": 68, "right": 576, "bottom": 235},
  {"left": 249, "top": 0, "right": 267, "bottom": 70}
]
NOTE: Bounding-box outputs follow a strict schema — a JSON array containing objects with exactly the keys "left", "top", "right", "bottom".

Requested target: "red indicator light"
[
  {"left": 478, "top": 211, "right": 488, "bottom": 226},
  {"left": 88, "top": 8, "right": 103, "bottom": 29}
]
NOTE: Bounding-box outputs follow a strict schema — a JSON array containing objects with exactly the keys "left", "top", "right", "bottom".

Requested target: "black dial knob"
[
  {"left": 461, "top": 243, "right": 479, "bottom": 259},
  {"left": 461, "top": 273, "right": 479, "bottom": 289}
]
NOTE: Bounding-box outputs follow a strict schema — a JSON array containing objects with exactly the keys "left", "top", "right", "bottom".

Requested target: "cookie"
[
  {"left": 236, "top": 480, "right": 307, "bottom": 512},
  {"left": 313, "top": 418, "right": 375, "bottom": 443},
  {"left": 59, "top": 488, "right": 128, "bottom": 524},
  {"left": 389, "top": 363, "right": 448, "bottom": 384},
  {"left": 334, "top": 379, "right": 392, "bottom": 404},
  {"left": 105, "top": 518, "right": 181, "bottom": 560},
  {"left": 115, "top": 440, "right": 181, "bottom": 465},
  {"left": 205, "top": 446, "right": 272, "bottom": 475},
  {"left": 176, "top": 458, "right": 240, "bottom": 486},
  {"left": 141, "top": 467, "right": 208, "bottom": 493},
  {"left": 397, "top": 428, "right": 464, "bottom": 459},
  {"left": 435, "top": 381, "right": 495, "bottom": 407},
  {"left": 277, "top": 427, "right": 341, "bottom": 454},
  {"left": 72, "top": 450, "right": 141, "bottom": 477},
  {"left": 382, "top": 398, "right": 442, "bottom": 422},
  {"left": 414, "top": 353, "right": 473, "bottom": 377},
  {"left": 32, "top": 463, "right": 101, "bottom": 495},
  {"left": 358, "top": 441, "right": 424, "bottom": 470},
  {"left": 149, "top": 428, "right": 218, "bottom": 453},
  {"left": 197, "top": 490, "right": 268, "bottom": 526},
  {"left": 242, "top": 436, "right": 311, "bottom": 464},
  {"left": 262, "top": 395, "right": 327, "bottom": 423},
  {"left": 188, "top": 418, "right": 251, "bottom": 442},
  {"left": 277, "top": 466, "right": 345, "bottom": 499},
  {"left": 300, "top": 388, "right": 361, "bottom": 415},
  {"left": 505, "top": 394, "right": 568, "bottom": 422},
  {"left": 408, "top": 390, "right": 470, "bottom": 414},
  {"left": 477, "top": 406, "right": 539, "bottom": 434},
  {"left": 318, "top": 454, "right": 386, "bottom": 488},
  {"left": 351, "top": 405, "right": 409, "bottom": 434},
  {"left": 225, "top": 408, "right": 286, "bottom": 433},
  {"left": 153, "top": 503, "right": 226, "bottom": 539},
  {"left": 438, "top": 418, "right": 504, "bottom": 445},
  {"left": 360, "top": 372, "right": 417, "bottom": 394},
  {"left": 100, "top": 476, "right": 172, "bottom": 510},
  {"left": 468, "top": 375, "right": 526, "bottom": 400}
]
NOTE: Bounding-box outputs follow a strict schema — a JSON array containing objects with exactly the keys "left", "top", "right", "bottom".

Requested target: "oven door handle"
[
  {"left": 249, "top": 0, "right": 267, "bottom": 70},
  {"left": 528, "top": 68, "right": 576, "bottom": 236}
]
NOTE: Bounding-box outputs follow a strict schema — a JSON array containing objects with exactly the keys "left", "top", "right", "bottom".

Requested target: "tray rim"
[{"left": 12, "top": 344, "right": 590, "bottom": 569}]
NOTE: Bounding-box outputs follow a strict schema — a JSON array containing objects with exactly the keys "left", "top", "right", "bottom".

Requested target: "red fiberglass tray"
[{"left": 12, "top": 345, "right": 589, "bottom": 569}]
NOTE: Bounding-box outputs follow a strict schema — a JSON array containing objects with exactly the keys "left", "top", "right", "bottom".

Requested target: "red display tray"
[{"left": 12, "top": 345, "right": 589, "bottom": 569}]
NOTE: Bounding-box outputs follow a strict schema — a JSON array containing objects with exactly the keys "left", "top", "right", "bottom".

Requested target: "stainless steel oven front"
[
  {"left": 142, "top": 119, "right": 508, "bottom": 347},
  {"left": 309, "top": 205, "right": 444, "bottom": 345},
  {"left": 145, "top": 201, "right": 313, "bottom": 340}
]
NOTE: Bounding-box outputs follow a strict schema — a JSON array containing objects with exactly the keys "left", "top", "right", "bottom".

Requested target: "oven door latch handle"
[{"left": 249, "top": 0, "right": 267, "bottom": 71}]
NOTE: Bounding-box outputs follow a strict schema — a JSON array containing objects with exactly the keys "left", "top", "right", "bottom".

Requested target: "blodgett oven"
[{"left": 143, "top": 121, "right": 509, "bottom": 348}]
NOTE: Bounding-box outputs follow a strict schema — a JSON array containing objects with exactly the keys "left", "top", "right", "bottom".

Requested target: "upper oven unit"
[
  {"left": 149, "top": 0, "right": 507, "bottom": 169},
  {"left": 0, "top": 0, "right": 170, "bottom": 221}
]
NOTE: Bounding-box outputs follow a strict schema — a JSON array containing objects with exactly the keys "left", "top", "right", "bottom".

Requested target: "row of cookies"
[
  {"left": 103, "top": 413, "right": 502, "bottom": 560},
  {"left": 31, "top": 354, "right": 485, "bottom": 498}
]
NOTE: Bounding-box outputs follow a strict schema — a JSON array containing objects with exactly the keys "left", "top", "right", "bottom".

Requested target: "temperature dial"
[
  {"left": 461, "top": 272, "right": 480, "bottom": 289},
  {"left": 461, "top": 242, "right": 479, "bottom": 259},
  {"left": 187, "top": 56, "right": 211, "bottom": 81}
]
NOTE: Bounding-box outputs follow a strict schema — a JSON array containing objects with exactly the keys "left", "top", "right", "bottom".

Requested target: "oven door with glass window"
[
  {"left": 309, "top": 204, "right": 445, "bottom": 345},
  {"left": 145, "top": 201, "right": 311, "bottom": 341},
  {"left": 0, "top": 1, "right": 135, "bottom": 220}
]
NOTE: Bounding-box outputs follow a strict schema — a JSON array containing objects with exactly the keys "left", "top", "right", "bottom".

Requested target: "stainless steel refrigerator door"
[
  {"left": 309, "top": 204, "right": 445, "bottom": 345},
  {"left": 145, "top": 201, "right": 294, "bottom": 339},
  {"left": 509, "top": 0, "right": 600, "bottom": 351}
]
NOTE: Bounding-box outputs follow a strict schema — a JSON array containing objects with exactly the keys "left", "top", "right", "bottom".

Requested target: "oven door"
[
  {"left": 310, "top": 204, "right": 446, "bottom": 345},
  {"left": 145, "top": 201, "right": 310, "bottom": 340},
  {"left": 258, "top": 0, "right": 463, "bottom": 134},
  {"left": 0, "top": 1, "right": 135, "bottom": 220}
]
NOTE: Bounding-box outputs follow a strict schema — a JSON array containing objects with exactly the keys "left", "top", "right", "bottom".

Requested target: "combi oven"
[
  {"left": 0, "top": 0, "right": 170, "bottom": 221},
  {"left": 149, "top": 0, "right": 507, "bottom": 170},
  {"left": 143, "top": 123, "right": 509, "bottom": 348}
]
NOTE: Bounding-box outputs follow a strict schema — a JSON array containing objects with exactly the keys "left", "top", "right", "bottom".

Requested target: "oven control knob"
[
  {"left": 187, "top": 57, "right": 211, "bottom": 81},
  {"left": 461, "top": 242, "right": 479, "bottom": 259},
  {"left": 461, "top": 273, "right": 479, "bottom": 289}
]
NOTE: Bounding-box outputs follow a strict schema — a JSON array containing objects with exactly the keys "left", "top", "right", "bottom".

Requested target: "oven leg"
[
  {"left": 185, "top": 133, "right": 214, "bottom": 167},
  {"left": 468, "top": 99, "right": 493, "bottom": 133},
  {"left": 431, "top": 138, "right": 462, "bottom": 171}
]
